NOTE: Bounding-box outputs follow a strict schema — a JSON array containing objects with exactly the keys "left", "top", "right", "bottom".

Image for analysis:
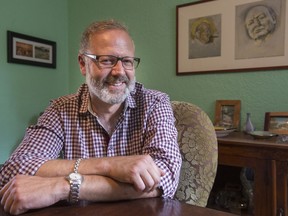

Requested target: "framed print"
[
  {"left": 264, "top": 112, "right": 288, "bottom": 134},
  {"left": 176, "top": 0, "right": 288, "bottom": 75},
  {"left": 7, "top": 31, "right": 56, "bottom": 68},
  {"left": 214, "top": 100, "right": 241, "bottom": 129}
]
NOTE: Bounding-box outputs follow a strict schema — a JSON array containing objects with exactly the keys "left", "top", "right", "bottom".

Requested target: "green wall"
[
  {"left": 68, "top": 0, "right": 288, "bottom": 130},
  {"left": 0, "top": 0, "right": 69, "bottom": 163},
  {"left": 1, "top": 0, "right": 287, "bottom": 163}
]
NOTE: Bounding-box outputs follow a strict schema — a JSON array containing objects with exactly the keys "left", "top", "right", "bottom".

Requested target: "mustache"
[{"left": 104, "top": 75, "right": 129, "bottom": 84}]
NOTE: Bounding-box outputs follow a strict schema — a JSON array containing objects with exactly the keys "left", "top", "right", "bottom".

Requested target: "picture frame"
[
  {"left": 264, "top": 112, "right": 288, "bottom": 134},
  {"left": 214, "top": 100, "right": 241, "bottom": 129},
  {"left": 176, "top": 0, "right": 288, "bottom": 75},
  {"left": 7, "top": 31, "right": 56, "bottom": 68}
]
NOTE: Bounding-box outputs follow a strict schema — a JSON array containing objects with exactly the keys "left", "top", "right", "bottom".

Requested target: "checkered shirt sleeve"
[{"left": 141, "top": 93, "right": 182, "bottom": 198}]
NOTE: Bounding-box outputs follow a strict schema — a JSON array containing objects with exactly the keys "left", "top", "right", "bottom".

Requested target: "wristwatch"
[{"left": 67, "top": 158, "right": 83, "bottom": 203}]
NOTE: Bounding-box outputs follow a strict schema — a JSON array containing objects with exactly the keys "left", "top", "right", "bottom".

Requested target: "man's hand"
[
  {"left": 104, "top": 155, "right": 165, "bottom": 192},
  {"left": 0, "top": 175, "right": 68, "bottom": 215}
]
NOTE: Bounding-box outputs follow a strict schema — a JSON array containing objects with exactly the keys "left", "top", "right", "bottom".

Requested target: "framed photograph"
[
  {"left": 264, "top": 112, "right": 288, "bottom": 134},
  {"left": 214, "top": 100, "right": 241, "bottom": 129},
  {"left": 176, "top": 0, "right": 288, "bottom": 75},
  {"left": 7, "top": 31, "right": 56, "bottom": 68}
]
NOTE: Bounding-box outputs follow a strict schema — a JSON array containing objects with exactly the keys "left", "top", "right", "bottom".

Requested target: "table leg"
[
  {"left": 276, "top": 161, "right": 288, "bottom": 216},
  {"left": 253, "top": 160, "right": 273, "bottom": 216}
]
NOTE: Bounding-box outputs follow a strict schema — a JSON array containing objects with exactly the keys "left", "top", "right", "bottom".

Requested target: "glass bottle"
[{"left": 244, "top": 113, "right": 254, "bottom": 133}]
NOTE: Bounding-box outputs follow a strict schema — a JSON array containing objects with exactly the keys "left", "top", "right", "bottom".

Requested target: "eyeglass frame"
[{"left": 82, "top": 53, "right": 140, "bottom": 70}]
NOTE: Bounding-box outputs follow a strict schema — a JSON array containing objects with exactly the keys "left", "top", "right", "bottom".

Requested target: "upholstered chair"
[{"left": 171, "top": 101, "right": 218, "bottom": 207}]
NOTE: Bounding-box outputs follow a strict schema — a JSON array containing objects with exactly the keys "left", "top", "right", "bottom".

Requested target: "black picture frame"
[{"left": 7, "top": 31, "right": 56, "bottom": 68}]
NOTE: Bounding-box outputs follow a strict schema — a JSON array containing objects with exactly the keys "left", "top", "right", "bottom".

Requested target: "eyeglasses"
[{"left": 83, "top": 53, "right": 140, "bottom": 70}]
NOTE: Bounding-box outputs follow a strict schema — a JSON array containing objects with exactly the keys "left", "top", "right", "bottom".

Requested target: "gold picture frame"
[
  {"left": 264, "top": 112, "right": 288, "bottom": 135},
  {"left": 214, "top": 100, "right": 241, "bottom": 129}
]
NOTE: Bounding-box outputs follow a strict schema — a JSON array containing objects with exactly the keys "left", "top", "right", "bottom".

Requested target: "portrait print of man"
[
  {"left": 189, "top": 14, "right": 221, "bottom": 59},
  {"left": 235, "top": 0, "right": 285, "bottom": 59},
  {"left": 245, "top": 5, "right": 277, "bottom": 43}
]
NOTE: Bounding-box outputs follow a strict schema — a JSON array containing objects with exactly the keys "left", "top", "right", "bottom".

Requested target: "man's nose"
[
  {"left": 253, "top": 17, "right": 262, "bottom": 25},
  {"left": 111, "top": 60, "right": 125, "bottom": 74}
]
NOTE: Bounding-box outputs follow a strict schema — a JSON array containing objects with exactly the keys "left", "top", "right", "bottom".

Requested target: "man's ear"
[{"left": 78, "top": 55, "right": 86, "bottom": 76}]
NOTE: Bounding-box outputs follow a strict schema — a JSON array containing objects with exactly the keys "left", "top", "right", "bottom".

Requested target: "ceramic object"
[
  {"left": 243, "top": 113, "right": 254, "bottom": 133},
  {"left": 249, "top": 131, "right": 277, "bottom": 139},
  {"left": 215, "top": 128, "right": 236, "bottom": 137}
]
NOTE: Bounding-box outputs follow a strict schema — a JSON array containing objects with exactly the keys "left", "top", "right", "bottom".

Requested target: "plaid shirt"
[{"left": 0, "top": 83, "right": 182, "bottom": 198}]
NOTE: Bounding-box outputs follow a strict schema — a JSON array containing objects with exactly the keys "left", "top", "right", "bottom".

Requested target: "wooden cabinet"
[{"left": 211, "top": 132, "right": 288, "bottom": 216}]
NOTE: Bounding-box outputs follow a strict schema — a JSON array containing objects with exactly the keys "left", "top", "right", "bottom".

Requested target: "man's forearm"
[
  {"left": 35, "top": 159, "right": 75, "bottom": 177},
  {"left": 79, "top": 175, "right": 161, "bottom": 201},
  {"left": 35, "top": 158, "right": 109, "bottom": 177}
]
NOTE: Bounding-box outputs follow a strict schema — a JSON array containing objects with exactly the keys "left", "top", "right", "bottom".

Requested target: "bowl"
[
  {"left": 214, "top": 126, "right": 236, "bottom": 137},
  {"left": 248, "top": 131, "right": 277, "bottom": 139}
]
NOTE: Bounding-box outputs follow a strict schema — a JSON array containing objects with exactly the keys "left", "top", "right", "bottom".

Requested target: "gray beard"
[{"left": 86, "top": 72, "right": 135, "bottom": 104}]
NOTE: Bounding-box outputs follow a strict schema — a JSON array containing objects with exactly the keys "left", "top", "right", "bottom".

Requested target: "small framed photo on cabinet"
[
  {"left": 214, "top": 100, "right": 241, "bottom": 129},
  {"left": 264, "top": 112, "right": 288, "bottom": 134}
]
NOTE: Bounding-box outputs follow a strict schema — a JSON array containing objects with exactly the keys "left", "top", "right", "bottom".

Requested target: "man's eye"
[
  {"left": 100, "top": 58, "right": 114, "bottom": 65},
  {"left": 123, "top": 58, "right": 133, "bottom": 66},
  {"left": 257, "top": 14, "right": 266, "bottom": 20},
  {"left": 247, "top": 19, "right": 254, "bottom": 26}
]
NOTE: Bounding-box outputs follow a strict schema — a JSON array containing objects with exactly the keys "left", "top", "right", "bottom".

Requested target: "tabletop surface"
[
  {"left": 218, "top": 131, "right": 288, "bottom": 149},
  {"left": 0, "top": 198, "right": 236, "bottom": 216}
]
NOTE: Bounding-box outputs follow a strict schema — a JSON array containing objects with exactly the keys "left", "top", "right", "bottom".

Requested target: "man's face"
[
  {"left": 195, "top": 22, "right": 212, "bottom": 44},
  {"left": 245, "top": 6, "right": 276, "bottom": 40},
  {"left": 80, "top": 30, "right": 136, "bottom": 105}
]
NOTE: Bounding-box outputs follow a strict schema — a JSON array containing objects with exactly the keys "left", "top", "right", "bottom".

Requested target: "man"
[
  {"left": 245, "top": 5, "right": 277, "bottom": 44},
  {"left": 0, "top": 20, "right": 182, "bottom": 215},
  {"left": 191, "top": 18, "right": 218, "bottom": 45}
]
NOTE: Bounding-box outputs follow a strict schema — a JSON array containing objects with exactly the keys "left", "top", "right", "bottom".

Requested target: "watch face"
[{"left": 69, "top": 173, "right": 82, "bottom": 181}]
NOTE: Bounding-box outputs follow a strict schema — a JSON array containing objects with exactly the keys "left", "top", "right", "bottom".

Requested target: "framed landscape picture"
[
  {"left": 7, "top": 31, "right": 56, "bottom": 68},
  {"left": 264, "top": 112, "right": 288, "bottom": 134}
]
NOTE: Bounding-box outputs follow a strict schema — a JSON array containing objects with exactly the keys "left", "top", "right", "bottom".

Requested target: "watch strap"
[
  {"left": 69, "top": 176, "right": 82, "bottom": 203},
  {"left": 68, "top": 158, "right": 83, "bottom": 203},
  {"left": 74, "top": 158, "right": 82, "bottom": 173}
]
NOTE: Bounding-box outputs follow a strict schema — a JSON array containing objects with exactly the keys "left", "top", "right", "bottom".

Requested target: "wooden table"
[
  {"left": 218, "top": 132, "right": 288, "bottom": 216},
  {"left": 0, "top": 198, "right": 236, "bottom": 216}
]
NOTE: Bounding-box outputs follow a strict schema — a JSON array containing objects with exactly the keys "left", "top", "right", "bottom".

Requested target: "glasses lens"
[
  {"left": 98, "top": 56, "right": 118, "bottom": 68},
  {"left": 122, "top": 57, "right": 137, "bottom": 69}
]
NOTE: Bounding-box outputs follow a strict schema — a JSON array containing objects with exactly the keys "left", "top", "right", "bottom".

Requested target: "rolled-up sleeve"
[
  {"left": 143, "top": 95, "right": 182, "bottom": 198},
  {"left": 0, "top": 106, "right": 63, "bottom": 188}
]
